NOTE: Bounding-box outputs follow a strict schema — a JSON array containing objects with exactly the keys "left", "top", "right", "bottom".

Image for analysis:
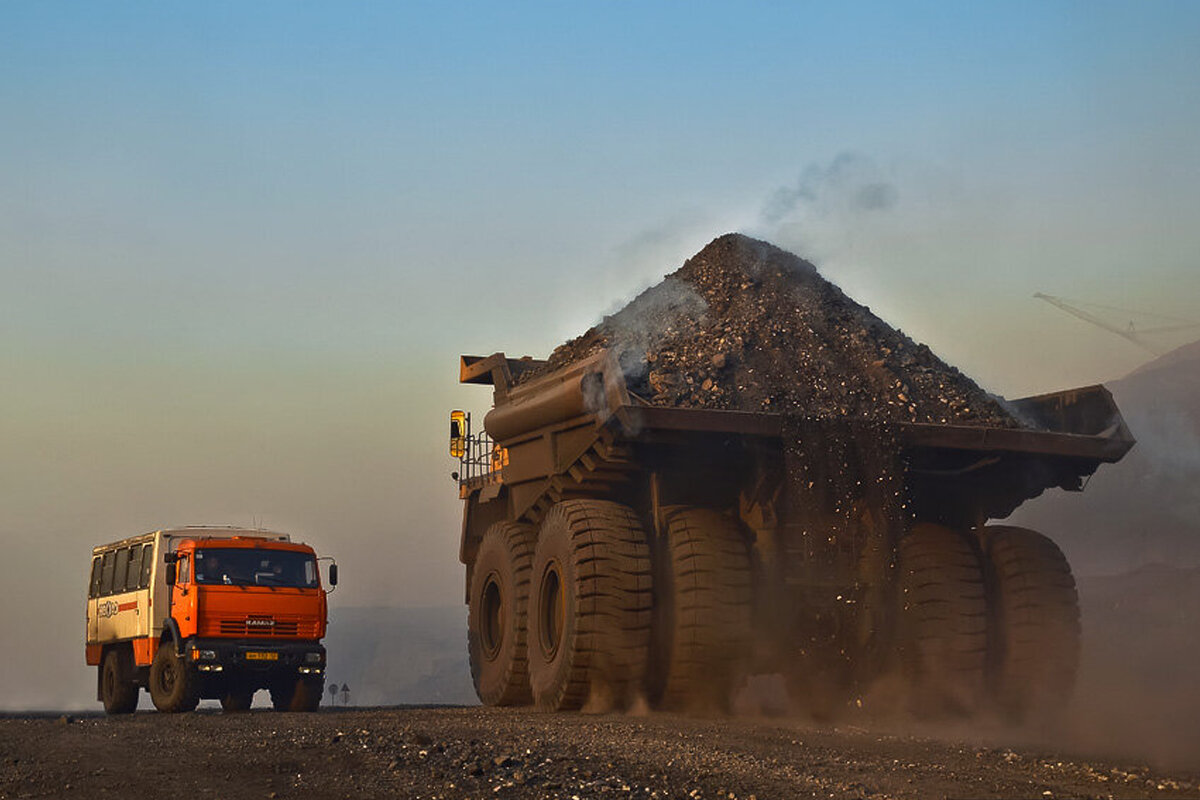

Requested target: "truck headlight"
[
  {"left": 192, "top": 649, "right": 218, "bottom": 661},
  {"left": 304, "top": 652, "right": 323, "bottom": 664}
]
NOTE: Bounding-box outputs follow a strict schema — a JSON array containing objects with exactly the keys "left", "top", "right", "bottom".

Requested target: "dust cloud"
[
  {"left": 1006, "top": 338, "right": 1200, "bottom": 767},
  {"left": 716, "top": 576, "right": 1200, "bottom": 772},
  {"left": 756, "top": 152, "right": 900, "bottom": 263}
]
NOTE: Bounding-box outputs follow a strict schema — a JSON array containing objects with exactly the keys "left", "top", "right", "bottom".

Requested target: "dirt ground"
[{"left": 2, "top": 706, "right": 1197, "bottom": 800}]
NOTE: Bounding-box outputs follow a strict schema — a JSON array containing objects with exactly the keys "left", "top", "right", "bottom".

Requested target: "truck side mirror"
[
  {"left": 165, "top": 562, "right": 177, "bottom": 586},
  {"left": 328, "top": 563, "right": 338, "bottom": 587},
  {"left": 449, "top": 410, "right": 467, "bottom": 458}
]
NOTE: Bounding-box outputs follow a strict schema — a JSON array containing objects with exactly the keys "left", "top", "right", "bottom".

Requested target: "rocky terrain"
[
  {"left": 3, "top": 706, "right": 1199, "bottom": 800},
  {"left": 532, "top": 233, "right": 1019, "bottom": 428}
]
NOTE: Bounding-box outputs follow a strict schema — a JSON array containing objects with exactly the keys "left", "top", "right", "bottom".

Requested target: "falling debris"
[{"left": 535, "top": 233, "right": 1022, "bottom": 428}]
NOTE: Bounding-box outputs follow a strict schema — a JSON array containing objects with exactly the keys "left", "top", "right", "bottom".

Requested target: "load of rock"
[{"left": 536, "top": 233, "right": 1021, "bottom": 429}]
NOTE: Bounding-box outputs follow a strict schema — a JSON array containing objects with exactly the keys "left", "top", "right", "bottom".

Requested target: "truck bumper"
[{"left": 184, "top": 638, "right": 326, "bottom": 677}]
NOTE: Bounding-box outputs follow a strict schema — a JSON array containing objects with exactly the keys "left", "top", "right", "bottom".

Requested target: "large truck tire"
[
  {"left": 271, "top": 675, "right": 323, "bottom": 712},
  {"left": 290, "top": 676, "right": 324, "bottom": 711},
  {"left": 650, "top": 507, "right": 752, "bottom": 711},
  {"left": 897, "top": 522, "right": 988, "bottom": 717},
  {"left": 528, "top": 500, "right": 653, "bottom": 712},
  {"left": 984, "top": 525, "right": 1080, "bottom": 722},
  {"left": 219, "top": 684, "right": 254, "bottom": 712},
  {"left": 467, "top": 521, "right": 537, "bottom": 706},
  {"left": 149, "top": 643, "right": 200, "bottom": 713},
  {"left": 269, "top": 680, "right": 294, "bottom": 710},
  {"left": 100, "top": 648, "right": 139, "bottom": 715}
]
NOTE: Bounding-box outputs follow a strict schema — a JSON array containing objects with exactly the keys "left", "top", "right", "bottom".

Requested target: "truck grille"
[{"left": 215, "top": 619, "right": 311, "bottom": 637}]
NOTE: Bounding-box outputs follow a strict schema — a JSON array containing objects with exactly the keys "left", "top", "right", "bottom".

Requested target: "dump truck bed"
[
  {"left": 620, "top": 387, "right": 1132, "bottom": 462},
  {"left": 458, "top": 352, "right": 1134, "bottom": 525}
]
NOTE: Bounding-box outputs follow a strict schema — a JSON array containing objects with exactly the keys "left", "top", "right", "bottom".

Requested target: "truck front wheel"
[
  {"left": 527, "top": 500, "right": 652, "bottom": 712},
  {"left": 149, "top": 643, "right": 200, "bottom": 713},
  {"left": 468, "top": 521, "right": 536, "bottom": 706},
  {"left": 100, "top": 648, "right": 139, "bottom": 715}
]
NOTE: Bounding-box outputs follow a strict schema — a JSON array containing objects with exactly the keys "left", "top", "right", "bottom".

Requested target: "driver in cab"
[{"left": 195, "top": 552, "right": 232, "bottom": 585}]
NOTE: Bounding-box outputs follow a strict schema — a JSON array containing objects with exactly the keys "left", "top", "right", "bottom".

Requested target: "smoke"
[
  {"left": 762, "top": 152, "right": 899, "bottom": 223},
  {"left": 598, "top": 275, "right": 709, "bottom": 385},
  {"left": 611, "top": 211, "right": 717, "bottom": 274},
  {"left": 755, "top": 152, "right": 899, "bottom": 262},
  {"left": 1127, "top": 406, "right": 1200, "bottom": 473}
]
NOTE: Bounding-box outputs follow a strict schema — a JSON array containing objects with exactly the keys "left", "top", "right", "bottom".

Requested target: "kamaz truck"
[
  {"left": 86, "top": 526, "right": 337, "bottom": 714},
  {"left": 450, "top": 350, "right": 1134, "bottom": 719}
]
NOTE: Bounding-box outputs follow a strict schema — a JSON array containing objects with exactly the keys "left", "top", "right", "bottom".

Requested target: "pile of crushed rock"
[{"left": 535, "top": 233, "right": 1021, "bottom": 429}]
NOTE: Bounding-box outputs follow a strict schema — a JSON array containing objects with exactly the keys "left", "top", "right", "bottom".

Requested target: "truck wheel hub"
[
  {"left": 538, "top": 562, "right": 564, "bottom": 660},
  {"left": 480, "top": 573, "right": 505, "bottom": 660}
]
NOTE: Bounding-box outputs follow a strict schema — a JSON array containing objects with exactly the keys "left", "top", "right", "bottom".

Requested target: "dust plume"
[{"left": 756, "top": 152, "right": 899, "bottom": 262}]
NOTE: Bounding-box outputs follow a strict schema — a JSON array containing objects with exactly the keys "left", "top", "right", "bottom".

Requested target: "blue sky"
[{"left": 2, "top": 1, "right": 1199, "bottom": 706}]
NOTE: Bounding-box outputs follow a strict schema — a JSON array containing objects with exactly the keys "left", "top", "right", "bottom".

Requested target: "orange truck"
[{"left": 85, "top": 526, "right": 337, "bottom": 714}]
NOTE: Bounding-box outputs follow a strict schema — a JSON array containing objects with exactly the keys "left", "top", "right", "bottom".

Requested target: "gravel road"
[{"left": 2, "top": 706, "right": 1197, "bottom": 800}]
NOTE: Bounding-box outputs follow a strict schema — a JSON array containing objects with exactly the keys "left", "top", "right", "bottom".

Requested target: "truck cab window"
[
  {"left": 89, "top": 557, "right": 102, "bottom": 598},
  {"left": 177, "top": 554, "right": 190, "bottom": 585},
  {"left": 193, "top": 548, "right": 317, "bottom": 588}
]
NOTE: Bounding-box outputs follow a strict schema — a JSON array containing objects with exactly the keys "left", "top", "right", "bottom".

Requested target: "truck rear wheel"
[
  {"left": 291, "top": 676, "right": 323, "bottom": 711},
  {"left": 897, "top": 522, "right": 988, "bottom": 717},
  {"left": 468, "top": 521, "right": 536, "bottom": 706},
  {"left": 528, "top": 500, "right": 652, "bottom": 711},
  {"left": 984, "top": 525, "right": 1080, "bottom": 722},
  {"left": 149, "top": 643, "right": 200, "bottom": 713},
  {"left": 100, "top": 648, "right": 139, "bottom": 715},
  {"left": 649, "top": 507, "right": 752, "bottom": 711},
  {"left": 270, "top": 676, "right": 323, "bottom": 712},
  {"left": 220, "top": 685, "right": 254, "bottom": 712}
]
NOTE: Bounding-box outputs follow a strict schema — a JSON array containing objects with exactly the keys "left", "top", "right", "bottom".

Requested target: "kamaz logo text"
[{"left": 245, "top": 618, "right": 275, "bottom": 627}]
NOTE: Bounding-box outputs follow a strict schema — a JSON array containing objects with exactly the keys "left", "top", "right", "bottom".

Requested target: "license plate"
[{"left": 245, "top": 651, "right": 278, "bottom": 661}]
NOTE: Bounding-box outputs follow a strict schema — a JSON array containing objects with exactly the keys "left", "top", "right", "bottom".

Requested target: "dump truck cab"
[{"left": 86, "top": 526, "right": 337, "bottom": 714}]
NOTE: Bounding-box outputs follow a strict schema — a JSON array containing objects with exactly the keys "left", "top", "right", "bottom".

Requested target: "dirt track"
[{"left": 1, "top": 706, "right": 1197, "bottom": 800}]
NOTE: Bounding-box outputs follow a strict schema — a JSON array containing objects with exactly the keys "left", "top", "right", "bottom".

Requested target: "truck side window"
[
  {"left": 140, "top": 545, "right": 154, "bottom": 588},
  {"left": 125, "top": 544, "right": 142, "bottom": 592},
  {"left": 113, "top": 548, "right": 129, "bottom": 593},
  {"left": 89, "top": 557, "right": 102, "bottom": 598},
  {"left": 100, "top": 551, "right": 115, "bottom": 596},
  {"left": 177, "top": 554, "right": 190, "bottom": 585}
]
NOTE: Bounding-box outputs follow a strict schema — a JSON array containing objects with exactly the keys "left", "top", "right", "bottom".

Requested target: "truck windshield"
[{"left": 194, "top": 548, "right": 318, "bottom": 588}]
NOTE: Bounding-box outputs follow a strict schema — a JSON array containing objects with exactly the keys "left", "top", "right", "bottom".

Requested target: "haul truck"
[
  {"left": 86, "top": 526, "right": 337, "bottom": 714},
  {"left": 450, "top": 351, "right": 1134, "bottom": 719}
]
